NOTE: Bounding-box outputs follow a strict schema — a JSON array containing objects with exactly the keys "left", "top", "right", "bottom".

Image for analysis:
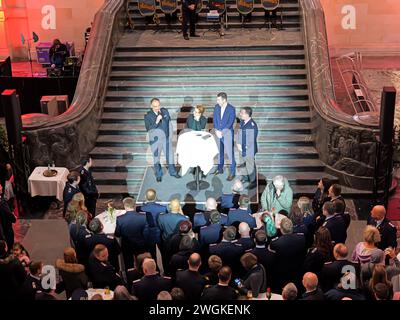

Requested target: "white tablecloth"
[
  {"left": 96, "top": 209, "right": 126, "bottom": 235},
  {"left": 176, "top": 131, "right": 219, "bottom": 176},
  {"left": 86, "top": 288, "right": 114, "bottom": 300},
  {"left": 28, "top": 166, "right": 69, "bottom": 201}
]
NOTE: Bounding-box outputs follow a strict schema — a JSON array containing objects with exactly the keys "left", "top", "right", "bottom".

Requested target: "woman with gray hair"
[
  {"left": 260, "top": 175, "right": 293, "bottom": 214},
  {"left": 113, "top": 285, "right": 137, "bottom": 300}
]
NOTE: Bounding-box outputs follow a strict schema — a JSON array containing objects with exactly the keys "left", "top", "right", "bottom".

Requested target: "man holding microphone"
[{"left": 144, "top": 98, "right": 181, "bottom": 182}]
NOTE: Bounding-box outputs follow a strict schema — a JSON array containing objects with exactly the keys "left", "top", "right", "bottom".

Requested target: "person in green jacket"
[{"left": 260, "top": 175, "right": 293, "bottom": 214}]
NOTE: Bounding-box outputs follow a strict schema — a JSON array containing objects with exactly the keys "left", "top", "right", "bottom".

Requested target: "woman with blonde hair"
[
  {"left": 351, "top": 225, "right": 383, "bottom": 264},
  {"left": 65, "top": 192, "right": 92, "bottom": 223}
]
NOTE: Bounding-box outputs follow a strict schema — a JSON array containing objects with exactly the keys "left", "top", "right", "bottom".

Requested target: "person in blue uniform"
[
  {"left": 322, "top": 202, "right": 347, "bottom": 245},
  {"left": 144, "top": 98, "right": 181, "bottom": 182},
  {"left": 79, "top": 157, "right": 98, "bottom": 217},
  {"left": 237, "top": 107, "right": 258, "bottom": 189},
  {"left": 63, "top": 171, "right": 81, "bottom": 216},
  {"left": 213, "top": 92, "right": 236, "bottom": 181},
  {"left": 114, "top": 197, "right": 147, "bottom": 269},
  {"left": 137, "top": 189, "right": 167, "bottom": 226},
  {"left": 219, "top": 179, "right": 243, "bottom": 214},
  {"left": 367, "top": 205, "right": 397, "bottom": 250},
  {"left": 193, "top": 198, "right": 227, "bottom": 231},
  {"left": 186, "top": 105, "right": 207, "bottom": 131},
  {"left": 227, "top": 195, "right": 256, "bottom": 229},
  {"left": 199, "top": 210, "right": 223, "bottom": 247}
]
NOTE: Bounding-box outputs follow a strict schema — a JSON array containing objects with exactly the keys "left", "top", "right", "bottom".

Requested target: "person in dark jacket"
[
  {"left": 115, "top": 197, "right": 147, "bottom": 269},
  {"left": 85, "top": 218, "right": 121, "bottom": 271},
  {"left": 175, "top": 253, "right": 205, "bottom": 300},
  {"left": 49, "top": 39, "right": 69, "bottom": 68},
  {"left": 126, "top": 252, "right": 152, "bottom": 293},
  {"left": 312, "top": 177, "right": 332, "bottom": 217},
  {"left": 209, "top": 227, "right": 244, "bottom": 278},
  {"left": 199, "top": 210, "right": 223, "bottom": 248},
  {"left": 87, "top": 244, "right": 123, "bottom": 290},
  {"left": 303, "top": 226, "right": 333, "bottom": 277},
  {"left": 201, "top": 266, "right": 239, "bottom": 300},
  {"left": 63, "top": 171, "right": 81, "bottom": 216},
  {"left": 328, "top": 184, "right": 346, "bottom": 215},
  {"left": 237, "top": 253, "right": 267, "bottom": 298},
  {"left": 237, "top": 222, "right": 254, "bottom": 251},
  {"left": 68, "top": 211, "right": 91, "bottom": 265},
  {"left": 367, "top": 205, "right": 397, "bottom": 250},
  {"left": 79, "top": 157, "right": 99, "bottom": 217},
  {"left": 301, "top": 272, "right": 325, "bottom": 300},
  {"left": 202, "top": 255, "right": 223, "bottom": 286},
  {"left": 227, "top": 195, "right": 256, "bottom": 229},
  {"left": 55, "top": 247, "right": 88, "bottom": 299},
  {"left": 182, "top": 0, "right": 200, "bottom": 40},
  {"left": 169, "top": 236, "right": 195, "bottom": 277},
  {"left": 131, "top": 258, "right": 172, "bottom": 300},
  {"left": 186, "top": 105, "right": 207, "bottom": 131},
  {"left": 137, "top": 188, "right": 167, "bottom": 229},
  {"left": 0, "top": 187, "right": 16, "bottom": 249},
  {"left": 219, "top": 180, "right": 243, "bottom": 214},
  {"left": 19, "top": 261, "right": 45, "bottom": 300},
  {"left": 0, "top": 240, "right": 26, "bottom": 300}
]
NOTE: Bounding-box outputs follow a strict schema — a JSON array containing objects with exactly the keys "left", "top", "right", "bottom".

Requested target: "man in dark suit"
[
  {"left": 182, "top": 0, "right": 200, "bottom": 40},
  {"left": 213, "top": 92, "right": 236, "bottom": 181},
  {"left": 62, "top": 171, "right": 81, "bottom": 216},
  {"left": 87, "top": 244, "right": 123, "bottom": 290},
  {"left": 249, "top": 230, "right": 275, "bottom": 286},
  {"left": 144, "top": 98, "right": 180, "bottom": 182},
  {"left": 131, "top": 258, "right": 172, "bottom": 300},
  {"left": 236, "top": 222, "right": 254, "bottom": 251},
  {"left": 320, "top": 243, "right": 359, "bottom": 292},
  {"left": 175, "top": 253, "right": 205, "bottom": 300},
  {"left": 201, "top": 266, "right": 239, "bottom": 300},
  {"left": 328, "top": 184, "right": 347, "bottom": 216},
  {"left": 322, "top": 202, "right": 347, "bottom": 245},
  {"left": 237, "top": 107, "right": 258, "bottom": 189},
  {"left": 301, "top": 272, "right": 325, "bottom": 300},
  {"left": 367, "top": 205, "right": 397, "bottom": 250},
  {"left": 209, "top": 227, "right": 244, "bottom": 277},
  {"left": 227, "top": 195, "right": 256, "bottom": 229},
  {"left": 268, "top": 217, "right": 306, "bottom": 292},
  {"left": 79, "top": 157, "right": 98, "bottom": 217},
  {"left": 85, "top": 218, "right": 121, "bottom": 271},
  {"left": 114, "top": 197, "right": 147, "bottom": 269}
]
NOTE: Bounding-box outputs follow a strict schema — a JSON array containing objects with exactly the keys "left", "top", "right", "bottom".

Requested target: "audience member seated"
[
  {"left": 282, "top": 282, "right": 298, "bottom": 300},
  {"left": 373, "top": 283, "right": 392, "bottom": 300},
  {"left": 249, "top": 230, "right": 275, "bottom": 285},
  {"left": 328, "top": 184, "right": 346, "bottom": 217},
  {"left": 69, "top": 210, "right": 91, "bottom": 265},
  {"left": 351, "top": 225, "right": 384, "bottom": 264},
  {"left": 201, "top": 266, "right": 239, "bottom": 300},
  {"left": 169, "top": 236, "right": 196, "bottom": 277},
  {"left": 237, "top": 222, "right": 254, "bottom": 250},
  {"left": 367, "top": 205, "right": 398, "bottom": 250},
  {"left": 312, "top": 177, "right": 332, "bottom": 217},
  {"left": 268, "top": 217, "right": 306, "bottom": 292},
  {"left": 366, "top": 265, "right": 393, "bottom": 300},
  {"left": 85, "top": 218, "right": 121, "bottom": 271},
  {"left": 131, "top": 258, "right": 172, "bottom": 301},
  {"left": 0, "top": 240, "right": 26, "bottom": 300},
  {"left": 55, "top": 247, "right": 88, "bottom": 299},
  {"left": 199, "top": 210, "right": 223, "bottom": 247},
  {"left": 303, "top": 226, "right": 333, "bottom": 276},
  {"left": 301, "top": 272, "right": 325, "bottom": 300},
  {"left": 320, "top": 243, "right": 358, "bottom": 292},
  {"left": 237, "top": 253, "right": 267, "bottom": 298},
  {"left": 170, "top": 287, "right": 185, "bottom": 300},
  {"left": 290, "top": 206, "right": 312, "bottom": 249},
  {"left": 219, "top": 180, "right": 243, "bottom": 214},
  {"left": 115, "top": 197, "right": 147, "bottom": 269},
  {"left": 175, "top": 253, "right": 205, "bottom": 300},
  {"left": 113, "top": 285, "right": 137, "bottom": 300},
  {"left": 209, "top": 226, "right": 244, "bottom": 278},
  {"left": 87, "top": 244, "right": 123, "bottom": 290},
  {"left": 322, "top": 202, "right": 347, "bottom": 245},
  {"left": 19, "top": 261, "right": 45, "bottom": 300},
  {"left": 203, "top": 255, "right": 223, "bottom": 286},
  {"left": 324, "top": 272, "right": 365, "bottom": 300},
  {"left": 63, "top": 171, "right": 81, "bottom": 217},
  {"left": 126, "top": 252, "right": 152, "bottom": 292},
  {"left": 227, "top": 195, "right": 256, "bottom": 229},
  {"left": 194, "top": 198, "right": 227, "bottom": 230},
  {"left": 12, "top": 243, "right": 30, "bottom": 272},
  {"left": 261, "top": 175, "right": 293, "bottom": 214}
]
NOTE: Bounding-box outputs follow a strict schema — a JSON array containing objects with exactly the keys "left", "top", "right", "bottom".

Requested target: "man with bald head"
[
  {"left": 320, "top": 243, "right": 359, "bottom": 292},
  {"left": 131, "top": 258, "right": 172, "bottom": 300},
  {"left": 301, "top": 272, "right": 325, "bottom": 300},
  {"left": 175, "top": 253, "right": 205, "bottom": 300},
  {"left": 138, "top": 188, "right": 167, "bottom": 224},
  {"left": 367, "top": 205, "right": 397, "bottom": 250}
]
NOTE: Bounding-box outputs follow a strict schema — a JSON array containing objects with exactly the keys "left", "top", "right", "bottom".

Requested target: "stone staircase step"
[{"left": 98, "top": 122, "right": 314, "bottom": 135}]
